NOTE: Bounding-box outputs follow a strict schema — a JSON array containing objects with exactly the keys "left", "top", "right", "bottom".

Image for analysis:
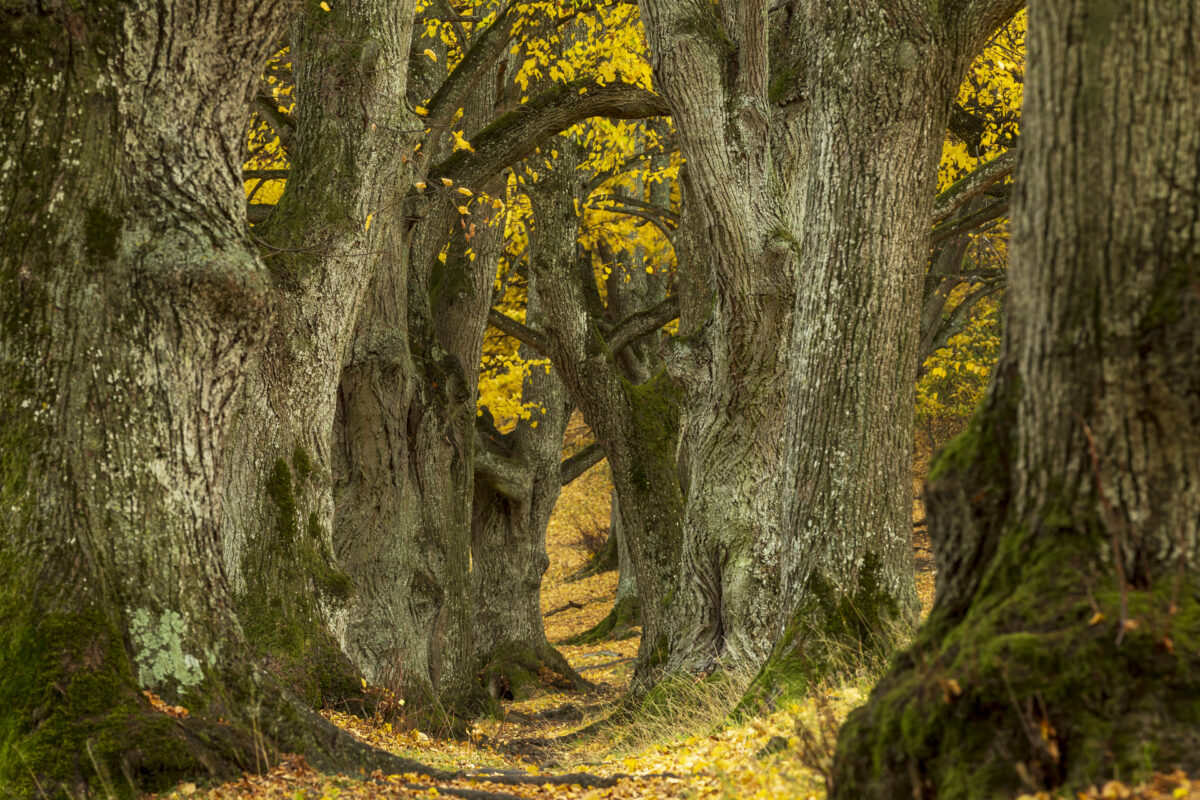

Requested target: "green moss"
[
  {"left": 292, "top": 443, "right": 314, "bottom": 486},
  {"left": 832, "top": 519, "right": 1200, "bottom": 799},
  {"left": 740, "top": 552, "right": 904, "bottom": 715},
  {"left": 0, "top": 600, "right": 204, "bottom": 799},
  {"left": 83, "top": 205, "right": 121, "bottom": 266},
  {"left": 479, "top": 642, "right": 543, "bottom": 702},
  {"left": 237, "top": 455, "right": 358, "bottom": 709},
  {"left": 623, "top": 368, "right": 682, "bottom": 493},
  {"left": 563, "top": 595, "right": 641, "bottom": 645},
  {"left": 265, "top": 457, "right": 298, "bottom": 542}
]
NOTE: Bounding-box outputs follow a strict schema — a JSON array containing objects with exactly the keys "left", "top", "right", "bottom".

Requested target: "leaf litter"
[{"left": 149, "top": 441, "right": 1197, "bottom": 800}]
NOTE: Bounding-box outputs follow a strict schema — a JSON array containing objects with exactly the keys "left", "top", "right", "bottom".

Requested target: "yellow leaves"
[
  {"left": 441, "top": 177, "right": 454, "bottom": 187},
  {"left": 414, "top": 105, "right": 429, "bottom": 116},
  {"left": 319, "top": 0, "right": 330, "bottom": 9},
  {"left": 414, "top": 181, "right": 427, "bottom": 191},
  {"left": 451, "top": 130, "right": 475, "bottom": 153},
  {"left": 423, "top": 48, "right": 437, "bottom": 62},
  {"left": 363, "top": 213, "right": 373, "bottom": 232},
  {"left": 457, "top": 205, "right": 471, "bottom": 216},
  {"left": 1089, "top": 611, "right": 1106, "bottom": 626},
  {"left": 457, "top": 187, "right": 473, "bottom": 197}
]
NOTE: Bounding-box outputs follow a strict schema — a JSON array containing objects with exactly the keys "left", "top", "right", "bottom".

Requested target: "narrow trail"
[{"left": 151, "top": 451, "right": 936, "bottom": 800}]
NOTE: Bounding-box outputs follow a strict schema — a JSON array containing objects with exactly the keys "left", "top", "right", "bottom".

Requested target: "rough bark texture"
[
  {"left": 639, "top": 0, "right": 1020, "bottom": 686},
  {"left": 833, "top": 2, "right": 1200, "bottom": 796},
  {"left": 472, "top": 290, "right": 588, "bottom": 697},
  {"left": 638, "top": 1, "right": 803, "bottom": 675},
  {"left": 525, "top": 143, "right": 684, "bottom": 685},
  {"left": 221, "top": 0, "right": 416, "bottom": 710},
  {"left": 329, "top": 13, "right": 510, "bottom": 722},
  {"left": 0, "top": 0, "right": 437, "bottom": 793}
]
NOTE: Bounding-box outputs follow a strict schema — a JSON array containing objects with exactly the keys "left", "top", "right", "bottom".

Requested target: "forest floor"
[{"left": 152, "top": 441, "right": 1196, "bottom": 800}]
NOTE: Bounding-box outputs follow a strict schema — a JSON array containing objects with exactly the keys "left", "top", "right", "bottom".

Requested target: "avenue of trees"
[{"left": 1, "top": 0, "right": 1196, "bottom": 798}]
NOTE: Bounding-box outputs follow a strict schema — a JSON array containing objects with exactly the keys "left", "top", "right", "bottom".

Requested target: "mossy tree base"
[
  {"left": 563, "top": 595, "right": 641, "bottom": 646},
  {"left": 738, "top": 552, "right": 911, "bottom": 717},
  {"left": 832, "top": 524, "right": 1200, "bottom": 799},
  {"left": 479, "top": 641, "right": 592, "bottom": 707}
]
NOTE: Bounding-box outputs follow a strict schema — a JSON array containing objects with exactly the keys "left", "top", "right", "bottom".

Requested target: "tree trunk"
[
  {"left": 221, "top": 0, "right": 416, "bottom": 709},
  {"left": 638, "top": 0, "right": 1020, "bottom": 683},
  {"left": 637, "top": 1, "right": 807, "bottom": 676},
  {"left": 566, "top": 495, "right": 643, "bottom": 645},
  {"left": 331, "top": 62, "right": 506, "bottom": 723},
  {"left": 833, "top": 1, "right": 1200, "bottom": 796},
  {"left": 472, "top": 291, "right": 589, "bottom": 697},
  {"left": 526, "top": 144, "right": 685, "bottom": 685},
  {"left": 0, "top": 0, "right": 427, "bottom": 793}
]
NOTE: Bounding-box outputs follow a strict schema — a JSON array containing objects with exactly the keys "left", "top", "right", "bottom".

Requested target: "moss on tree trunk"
[{"left": 833, "top": 1, "right": 1200, "bottom": 795}]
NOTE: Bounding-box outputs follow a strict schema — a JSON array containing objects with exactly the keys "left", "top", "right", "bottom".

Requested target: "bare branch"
[
  {"left": 488, "top": 308, "right": 548, "bottom": 355},
  {"left": 242, "top": 169, "right": 290, "bottom": 180},
  {"left": 431, "top": 79, "right": 670, "bottom": 190},
  {"left": 932, "top": 150, "right": 1016, "bottom": 223},
  {"left": 606, "top": 296, "right": 679, "bottom": 356},
  {"left": 253, "top": 94, "right": 295, "bottom": 153},
  {"left": 561, "top": 441, "right": 605, "bottom": 486},
  {"left": 930, "top": 197, "right": 1009, "bottom": 246}
]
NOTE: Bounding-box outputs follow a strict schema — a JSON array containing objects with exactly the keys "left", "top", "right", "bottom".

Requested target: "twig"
[
  {"left": 543, "top": 600, "right": 584, "bottom": 618},
  {"left": 578, "top": 656, "right": 635, "bottom": 673}
]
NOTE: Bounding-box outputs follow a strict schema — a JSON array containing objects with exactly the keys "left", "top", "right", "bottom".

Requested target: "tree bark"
[
  {"left": 472, "top": 290, "right": 589, "bottom": 697},
  {"left": 833, "top": 1, "right": 1200, "bottom": 796},
  {"left": 221, "top": 0, "right": 416, "bottom": 709},
  {"left": 638, "top": 0, "right": 1021, "bottom": 685},
  {"left": 330, "top": 17, "right": 510, "bottom": 722},
  {"left": 525, "top": 143, "right": 685, "bottom": 685},
  {"left": 0, "top": 0, "right": 431, "bottom": 793}
]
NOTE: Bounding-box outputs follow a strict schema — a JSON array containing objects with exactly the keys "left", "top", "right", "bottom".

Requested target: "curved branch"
[
  {"left": 425, "top": 2, "right": 521, "bottom": 130},
  {"left": 930, "top": 197, "right": 1009, "bottom": 245},
  {"left": 254, "top": 94, "right": 295, "bottom": 153},
  {"left": 588, "top": 204, "right": 678, "bottom": 241},
  {"left": 432, "top": 79, "right": 670, "bottom": 190},
  {"left": 932, "top": 150, "right": 1016, "bottom": 224},
  {"left": 606, "top": 296, "right": 679, "bottom": 357}
]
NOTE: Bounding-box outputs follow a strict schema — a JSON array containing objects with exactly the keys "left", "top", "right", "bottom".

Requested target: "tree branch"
[
  {"left": 942, "top": 0, "right": 1026, "bottom": 62},
  {"left": 247, "top": 203, "right": 274, "bottom": 224},
  {"left": 431, "top": 79, "right": 670, "bottom": 190},
  {"left": 425, "top": 2, "right": 521, "bottom": 131},
  {"left": 590, "top": 192, "right": 679, "bottom": 223},
  {"left": 919, "top": 281, "right": 1005, "bottom": 369},
  {"left": 474, "top": 435, "right": 532, "bottom": 500},
  {"left": 606, "top": 296, "right": 679, "bottom": 357},
  {"left": 930, "top": 197, "right": 1009, "bottom": 246},
  {"left": 242, "top": 169, "right": 291, "bottom": 181},
  {"left": 254, "top": 94, "right": 295, "bottom": 153},
  {"left": 932, "top": 150, "right": 1016, "bottom": 223},
  {"left": 560, "top": 441, "right": 605, "bottom": 486},
  {"left": 587, "top": 204, "right": 678, "bottom": 240},
  {"left": 488, "top": 308, "right": 548, "bottom": 355}
]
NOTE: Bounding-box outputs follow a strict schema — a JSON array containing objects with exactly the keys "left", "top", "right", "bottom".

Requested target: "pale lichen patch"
[{"left": 128, "top": 607, "right": 204, "bottom": 690}]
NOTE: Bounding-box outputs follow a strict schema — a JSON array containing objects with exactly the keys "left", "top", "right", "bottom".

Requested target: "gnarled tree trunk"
[
  {"left": 221, "top": 0, "right": 416, "bottom": 709},
  {"left": 472, "top": 288, "right": 588, "bottom": 697},
  {"left": 833, "top": 1, "right": 1200, "bottom": 796},
  {"left": 638, "top": 0, "right": 1020, "bottom": 685},
  {"left": 0, "top": 0, "right": 428, "bottom": 792},
  {"left": 524, "top": 143, "right": 685, "bottom": 684}
]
